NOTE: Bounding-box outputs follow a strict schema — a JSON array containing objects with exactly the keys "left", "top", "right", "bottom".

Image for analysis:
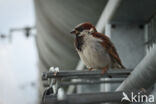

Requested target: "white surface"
[
  {"left": 0, "top": 0, "right": 39, "bottom": 104},
  {"left": 0, "top": 34, "right": 39, "bottom": 104},
  {"left": 0, "top": 0, "right": 34, "bottom": 34},
  {"left": 96, "top": 0, "right": 122, "bottom": 32}
]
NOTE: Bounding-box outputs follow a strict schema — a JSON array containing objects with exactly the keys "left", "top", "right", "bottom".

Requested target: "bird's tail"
[
  {"left": 120, "top": 64, "right": 126, "bottom": 69},
  {"left": 114, "top": 63, "right": 126, "bottom": 69}
]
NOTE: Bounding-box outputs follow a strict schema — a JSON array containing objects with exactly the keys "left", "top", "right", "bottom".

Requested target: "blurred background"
[
  {"left": 0, "top": 0, "right": 38, "bottom": 104},
  {"left": 0, "top": 0, "right": 156, "bottom": 104}
]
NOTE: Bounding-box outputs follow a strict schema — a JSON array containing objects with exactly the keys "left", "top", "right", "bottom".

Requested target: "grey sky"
[
  {"left": 0, "top": 0, "right": 35, "bottom": 34},
  {"left": 0, "top": 0, "right": 38, "bottom": 104}
]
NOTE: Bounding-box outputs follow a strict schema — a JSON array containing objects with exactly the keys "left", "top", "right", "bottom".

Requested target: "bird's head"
[{"left": 70, "top": 22, "right": 97, "bottom": 36}]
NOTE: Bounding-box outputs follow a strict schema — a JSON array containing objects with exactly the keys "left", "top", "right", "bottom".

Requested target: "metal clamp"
[{"left": 42, "top": 67, "right": 62, "bottom": 104}]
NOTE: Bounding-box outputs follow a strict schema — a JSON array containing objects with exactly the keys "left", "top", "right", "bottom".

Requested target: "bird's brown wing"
[{"left": 92, "top": 32, "right": 125, "bottom": 69}]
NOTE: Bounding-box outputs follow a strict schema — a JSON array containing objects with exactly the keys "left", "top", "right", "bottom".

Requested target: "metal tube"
[
  {"left": 60, "top": 79, "right": 123, "bottom": 86},
  {"left": 96, "top": 0, "right": 122, "bottom": 33},
  {"left": 44, "top": 79, "right": 124, "bottom": 87},
  {"left": 42, "top": 70, "right": 131, "bottom": 80},
  {"left": 116, "top": 46, "right": 156, "bottom": 91},
  {"left": 42, "top": 91, "right": 144, "bottom": 104}
]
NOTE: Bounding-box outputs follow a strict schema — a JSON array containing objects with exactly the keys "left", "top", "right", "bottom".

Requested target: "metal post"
[{"left": 42, "top": 70, "right": 131, "bottom": 80}]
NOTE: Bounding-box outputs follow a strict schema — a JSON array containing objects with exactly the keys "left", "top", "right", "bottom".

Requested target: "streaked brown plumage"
[{"left": 71, "top": 22, "right": 125, "bottom": 73}]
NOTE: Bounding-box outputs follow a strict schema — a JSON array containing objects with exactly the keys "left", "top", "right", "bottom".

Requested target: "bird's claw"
[
  {"left": 88, "top": 68, "right": 93, "bottom": 71},
  {"left": 102, "top": 65, "right": 109, "bottom": 74}
]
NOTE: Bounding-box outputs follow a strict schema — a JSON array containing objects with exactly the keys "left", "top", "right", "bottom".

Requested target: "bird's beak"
[{"left": 70, "top": 29, "right": 78, "bottom": 34}]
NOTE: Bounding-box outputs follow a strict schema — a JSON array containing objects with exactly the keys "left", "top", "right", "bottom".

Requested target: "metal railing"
[
  {"left": 41, "top": 69, "right": 131, "bottom": 104},
  {"left": 42, "top": 70, "right": 131, "bottom": 80}
]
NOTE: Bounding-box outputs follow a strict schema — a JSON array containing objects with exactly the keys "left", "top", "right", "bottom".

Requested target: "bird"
[{"left": 70, "top": 22, "right": 125, "bottom": 74}]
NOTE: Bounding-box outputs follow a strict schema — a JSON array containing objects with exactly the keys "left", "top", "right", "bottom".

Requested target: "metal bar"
[
  {"left": 43, "top": 91, "right": 144, "bottom": 104},
  {"left": 116, "top": 46, "right": 156, "bottom": 91},
  {"left": 60, "top": 79, "right": 123, "bottom": 86},
  {"left": 67, "top": 60, "right": 85, "bottom": 94},
  {"left": 96, "top": 0, "right": 122, "bottom": 33},
  {"left": 42, "top": 70, "right": 131, "bottom": 80},
  {"left": 44, "top": 79, "right": 124, "bottom": 87},
  {"left": 61, "top": 75, "right": 128, "bottom": 80}
]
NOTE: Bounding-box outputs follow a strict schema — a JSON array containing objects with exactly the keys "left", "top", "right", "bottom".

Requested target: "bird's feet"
[
  {"left": 88, "top": 68, "right": 93, "bottom": 71},
  {"left": 102, "top": 65, "right": 109, "bottom": 74}
]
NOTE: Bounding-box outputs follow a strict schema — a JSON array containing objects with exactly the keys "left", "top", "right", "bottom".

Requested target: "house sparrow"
[{"left": 71, "top": 22, "right": 125, "bottom": 74}]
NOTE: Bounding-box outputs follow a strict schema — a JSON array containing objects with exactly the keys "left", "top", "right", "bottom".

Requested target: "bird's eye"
[{"left": 76, "top": 27, "right": 83, "bottom": 32}]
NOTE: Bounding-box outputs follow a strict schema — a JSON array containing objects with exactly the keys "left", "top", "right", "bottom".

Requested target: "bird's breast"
[
  {"left": 77, "top": 36, "right": 111, "bottom": 69},
  {"left": 75, "top": 35, "right": 84, "bottom": 51}
]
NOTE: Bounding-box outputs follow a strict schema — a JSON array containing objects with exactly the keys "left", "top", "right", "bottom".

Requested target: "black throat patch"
[{"left": 75, "top": 35, "right": 84, "bottom": 51}]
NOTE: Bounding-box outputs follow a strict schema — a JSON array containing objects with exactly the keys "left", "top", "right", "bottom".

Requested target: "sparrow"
[{"left": 70, "top": 22, "right": 125, "bottom": 74}]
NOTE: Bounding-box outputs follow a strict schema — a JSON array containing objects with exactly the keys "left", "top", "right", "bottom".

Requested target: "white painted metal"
[
  {"left": 100, "top": 24, "right": 112, "bottom": 93},
  {"left": 116, "top": 45, "right": 156, "bottom": 91},
  {"left": 96, "top": 0, "right": 122, "bottom": 33}
]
